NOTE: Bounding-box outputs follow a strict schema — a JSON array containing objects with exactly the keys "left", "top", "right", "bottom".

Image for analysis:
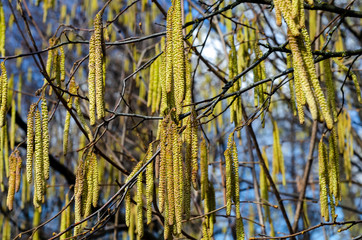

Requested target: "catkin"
[
  {"left": 41, "top": 98, "right": 50, "bottom": 180},
  {"left": 165, "top": 6, "right": 174, "bottom": 94},
  {"left": 166, "top": 122, "right": 175, "bottom": 225},
  {"left": 34, "top": 109, "right": 44, "bottom": 203},
  {"left": 200, "top": 138, "right": 208, "bottom": 201},
  {"left": 158, "top": 118, "right": 167, "bottom": 212},
  {"left": 146, "top": 143, "right": 154, "bottom": 224},
  {"left": 0, "top": 61, "right": 8, "bottom": 127},
  {"left": 125, "top": 191, "right": 131, "bottom": 227},
  {"left": 224, "top": 148, "right": 232, "bottom": 216},
  {"left": 92, "top": 153, "right": 99, "bottom": 207},
  {"left": 322, "top": 59, "right": 337, "bottom": 120},
  {"left": 60, "top": 46, "right": 66, "bottom": 82},
  {"left": 88, "top": 34, "right": 96, "bottom": 125},
  {"left": 191, "top": 110, "right": 198, "bottom": 189},
  {"left": 318, "top": 139, "right": 329, "bottom": 221},
  {"left": 231, "top": 141, "right": 241, "bottom": 218},
  {"left": 15, "top": 150, "right": 22, "bottom": 193},
  {"left": 74, "top": 161, "right": 84, "bottom": 236},
  {"left": 136, "top": 167, "right": 144, "bottom": 237},
  {"left": 0, "top": 1, "right": 5, "bottom": 57},
  {"left": 274, "top": 0, "right": 300, "bottom": 36},
  {"left": 26, "top": 104, "right": 36, "bottom": 184},
  {"left": 7, "top": 152, "right": 16, "bottom": 210},
  {"left": 172, "top": 0, "right": 185, "bottom": 116},
  {"left": 94, "top": 13, "right": 105, "bottom": 120}
]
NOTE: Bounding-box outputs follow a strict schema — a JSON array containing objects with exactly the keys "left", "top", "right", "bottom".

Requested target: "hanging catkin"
[
  {"left": 34, "top": 109, "right": 44, "bottom": 204},
  {"left": 41, "top": 98, "right": 50, "bottom": 180},
  {"left": 88, "top": 34, "right": 96, "bottom": 125},
  {"left": 146, "top": 143, "right": 154, "bottom": 224},
  {"left": 0, "top": 1, "right": 5, "bottom": 57},
  {"left": 0, "top": 61, "right": 8, "bottom": 127},
  {"left": 172, "top": 0, "right": 185, "bottom": 116},
  {"left": 274, "top": 0, "right": 300, "bottom": 36},
  {"left": 7, "top": 151, "right": 16, "bottom": 210},
  {"left": 136, "top": 163, "right": 144, "bottom": 237},
  {"left": 94, "top": 13, "right": 105, "bottom": 120},
  {"left": 318, "top": 138, "right": 329, "bottom": 221},
  {"left": 26, "top": 104, "right": 36, "bottom": 184},
  {"left": 74, "top": 160, "right": 85, "bottom": 236}
]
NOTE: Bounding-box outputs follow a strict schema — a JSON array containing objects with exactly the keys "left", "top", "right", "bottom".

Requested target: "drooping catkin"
[
  {"left": 0, "top": 1, "right": 5, "bottom": 57},
  {"left": 15, "top": 150, "right": 22, "bottom": 193},
  {"left": 7, "top": 151, "right": 16, "bottom": 210},
  {"left": 191, "top": 110, "right": 198, "bottom": 189},
  {"left": 231, "top": 141, "right": 241, "bottom": 218},
  {"left": 91, "top": 153, "right": 99, "bottom": 207},
  {"left": 321, "top": 59, "right": 337, "bottom": 121},
  {"left": 183, "top": 118, "right": 192, "bottom": 219},
  {"left": 288, "top": 32, "right": 318, "bottom": 120},
  {"left": 272, "top": 119, "right": 286, "bottom": 185},
  {"left": 166, "top": 122, "right": 175, "bottom": 226},
  {"left": 94, "top": 13, "right": 105, "bottom": 120},
  {"left": 34, "top": 109, "right": 44, "bottom": 203},
  {"left": 10, "top": 98, "right": 16, "bottom": 150},
  {"left": 158, "top": 118, "right": 168, "bottom": 212},
  {"left": 136, "top": 165, "right": 144, "bottom": 237},
  {"left": 88, "top": 34, "right": 96, "bottom": 125},
  {"left": 125, "top": 191, "right": 131, "bottom": 227},
  {"left": 200, "top": 137, "right": 208, "bottom": 201},
  {"left": 172, "top": 0, "right": 185, "bottom": 116},
  {"left": 329, "top": 128, "right": 340, "bottom": 201},
  {"left": 146, "top": 143, "right": 154, "bottom": 224},
  {"left": 165, "top": 6, "right": 174, "bottom": 94},
  {"left": 318, "top": 138, "right": 329, "bottom": 221},
  {"left": 0, "top": 61, "right": 8, "bottom": 127},
  {"left": 300, "top": 28, "right": 333, "bottom": 129},
  {"left": 74, "top": 160, "right": 85, "bottom": 236},
  {"left": 224, "top": 148, "right": 232, "bottom": 216},
  {"left": 26, "top": 104, "right": 36, "bottom": 184},
  {"left": 274, "top": 0, "right": 300, "bottom": 36},
  {"left": 60, "top": 46, "right": 66, "bottom": 82},
  {"left": 41, "top": 98, "right": 50, "bottom": 180},
  {"left": 63, "top": 110, "right": 71, "bottom": 155}
]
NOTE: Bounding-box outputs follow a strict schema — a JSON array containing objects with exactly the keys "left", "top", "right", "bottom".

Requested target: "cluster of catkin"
[
  {"left": 275, "top": 0, "right": 334, "bottom": 129},
  {"left": 44, "top": 38, "right": 65, "bottom": 95},
  {"left": 73, "top": 152, "right": 99, "bottom": 236},
  {"left": 88, "top": 13, "right": 105, "bottom": 125},
  {"left": 224, "top": 132, "right": 245, "bottom": 240},
  {"left": 26, "top": 98, "right": 50, "bottom": 209},
  {"left": 6, "top": 150, "right": 21, "bottom": 210}
]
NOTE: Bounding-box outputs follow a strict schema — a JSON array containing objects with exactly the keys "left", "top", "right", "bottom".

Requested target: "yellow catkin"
[
  {"left": 0, "top": 61, "right": 8, "bottom": 127},
  {"left": 136, "top": 166, "right": 144, "bottom": 238},
  {"left": 322, "top": 59, "right": 337, "bottom": 121},
  {"left": 92, "top": 153, "right": 99, "bottom": 207},
  {"left": 236, "top": 216, "right": 245, "bottom": 240},
  {"left": 288, "top": 32, "right": 318, "bottom": 120},
  {"left": 0, "top": 1, "right": 5, "bottom": 57},
  {"left": 318, "top": 139, "right": 329, "bottom": 221},
  {"left": 146, "top": 143, "right": 154, "bottom": 224},
  {"left": 158, "top": 118, "right": 167, "bottom": 212},
  {"left": 191, "top": 110, "right": 198, "bottom": 189},
  {"left": 287, "top": 54, "right": 297, "bottom": 117},
  {"left": 60, "top": 46, "right": 66, "bottom": 82},
  {"left": 15, "top": 150, "right": 22, "bottom": 193},
  {"left": 183, "top": 118, "right": 192, "bottom": 220},
  {"left": 63, "top": 111, "right": 71, "bottom": 156},
  {"left": 329, "top": 128, "right": 340, "bottom": 201},
  {"left": 274, "top": 0, "right": 300, "bottom": 36},
  {"left": 10, "top": 98, "right": 16, "bottom": 150},
  {"left": 165, "top": 6, "right": 174, "bottom": 94},
  {"left": 88, "top": 34, "right": 96, "bottom": 125},
  {"left": 74, "top": 97, "right": 93, "bottom": 141},
  {"left": 274, "top": 3, "right": 282, "bottom": 27},
  {"left": 26, "top": 104, "right": 36, "bottom": 184},
  {"left": 125, "top": 191, "right": 131, "bottom": 227},
  {"left": 94, "top": 13, "right": 105, "bottom": 120},
  {"left": 74, "top": 161, "right": 84, "bottom": 236},
  {"left": 41, "top": 98, "right": 50, "bottom": 180},
  {"left": 172, "top": 0, "right": 185, "bottom": 116},
  {"left": 34, "top": 109, "right": 44, "bottom": 203},
  {"left": 231, "top": 141, "right": 241, "bottom": 218},
  {"left": 60, "top": 193, "right": 70, "bottom": 240},
  {"left": 224, "top": 148, "right": 232, "bottom": 216},
  {"left": 166, "top": 122, "right": 175, "bottom": 226},
  {"left": 7, "top": 151, "right": 16, "bottom": 210},
  {"left": 33, "top": 208, "right": 41, "bottom": 240},
  {"left": 83, "top": 155, "right": 93, "bottom": 220},
  {"left": 272, "top": 119, "right": 286, "bottom": 185},
  {"left": 291, "top": 0, "right": 299, "bottom": 20},
  {"left": 300, "top": 28, "right": 333, "bottom": 129},
  {"left": 200, "top": 138, "right": 208, "bottom": 200}
]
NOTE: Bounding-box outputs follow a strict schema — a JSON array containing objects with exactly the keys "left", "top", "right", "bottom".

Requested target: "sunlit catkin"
[
  {"left": 300, "top": 28, "right": 333, "bottom": 129},
  {"left": 15, "top": 150, "right": 22, "bottom": 193},
  {"left": 34, "top": 109, "right": 44, "bottom": 203},
  {"left": 26, "top": 104, "right": 36, "bottom": 184},
  {"left": 165, "top": 6, "right": 174, "bottom": 94},
  {"left": 0, "top": 1, "right": 5, "bottom": 57},
  {"left": 200, "top": 138, "right": 208, "bottom": 201},
  {"left": 136, "top": 167, "right": 144, "bottom": 237},
  {"left": 74, "top": 161, "right": 84, "bottom": 236},
  {"left": 88, "top": 34, "right": 96, "bottom": 125},
  {"left": 318, "top": 138, "right": 329, "bottom": 221},
  {"left": 41, "top": 98, "right": 50, "bottom": 180},
  {"left": 158, "top": 118, "right": 167, "bottom": 212},
  {"left": 94, "top": 13, "right": 105, "bottom": 120},
  {"left": 92, "top": 153, "right": 99, "bottom": 207},
  {"left": 224, "top": 148, "right": 232, "bottom": 216},
  {"left": 146, "top": 143, "right": 154, "bottom": 224},
  {"left": 274, "top": 0, "right": 300, "bottom": 36},
  {"left": 191, "top": 110, "right": 198, "bottom": 189},
  {"left": 0, "top": 61, "right": 8, "bottom": 127},
  {"left": 7, "top": 152, "right": 16, "bottom": 210}
]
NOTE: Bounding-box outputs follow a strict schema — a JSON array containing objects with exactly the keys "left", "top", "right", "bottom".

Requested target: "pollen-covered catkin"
[
  {"left": 34, "top": 109, "right": 44, "bottom": 203},
  {"left": 146, "top": 143, "right": 154, "bottom": 224},
  {"left": 15, "top": 150, "right": 22, "bottom": 193},
  {"left": 41, "top": 98, "right": 49, "bottom": 180},
  {"left": 92, "top": 153, "right": 99, "bottom": 207},
  {"left": 318, "top": 138, "right": 329, "bottom": 221},
  {"left": 136, "top": 168, "right": 144, "bottom": 237},
  {"left": 224, "top": 148, "right": 232, "bottom": 216},
  {"left": 94, "top": 13, "right": 105, "bottom": 120},
  {"left": 7, "top": 152, "right": 16, "bottom": 210},
  {"left": 0, "top": 1, "right": 5, "bottom": 57},
  {"left": 88, "top": 34, "right": 96, "bottom": 125},
  {"left": 26, "top": 104, "right": 36, "bottom": 184},
  {"left": 0, "top": 61, "right": 8, "bottom": 127}
]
